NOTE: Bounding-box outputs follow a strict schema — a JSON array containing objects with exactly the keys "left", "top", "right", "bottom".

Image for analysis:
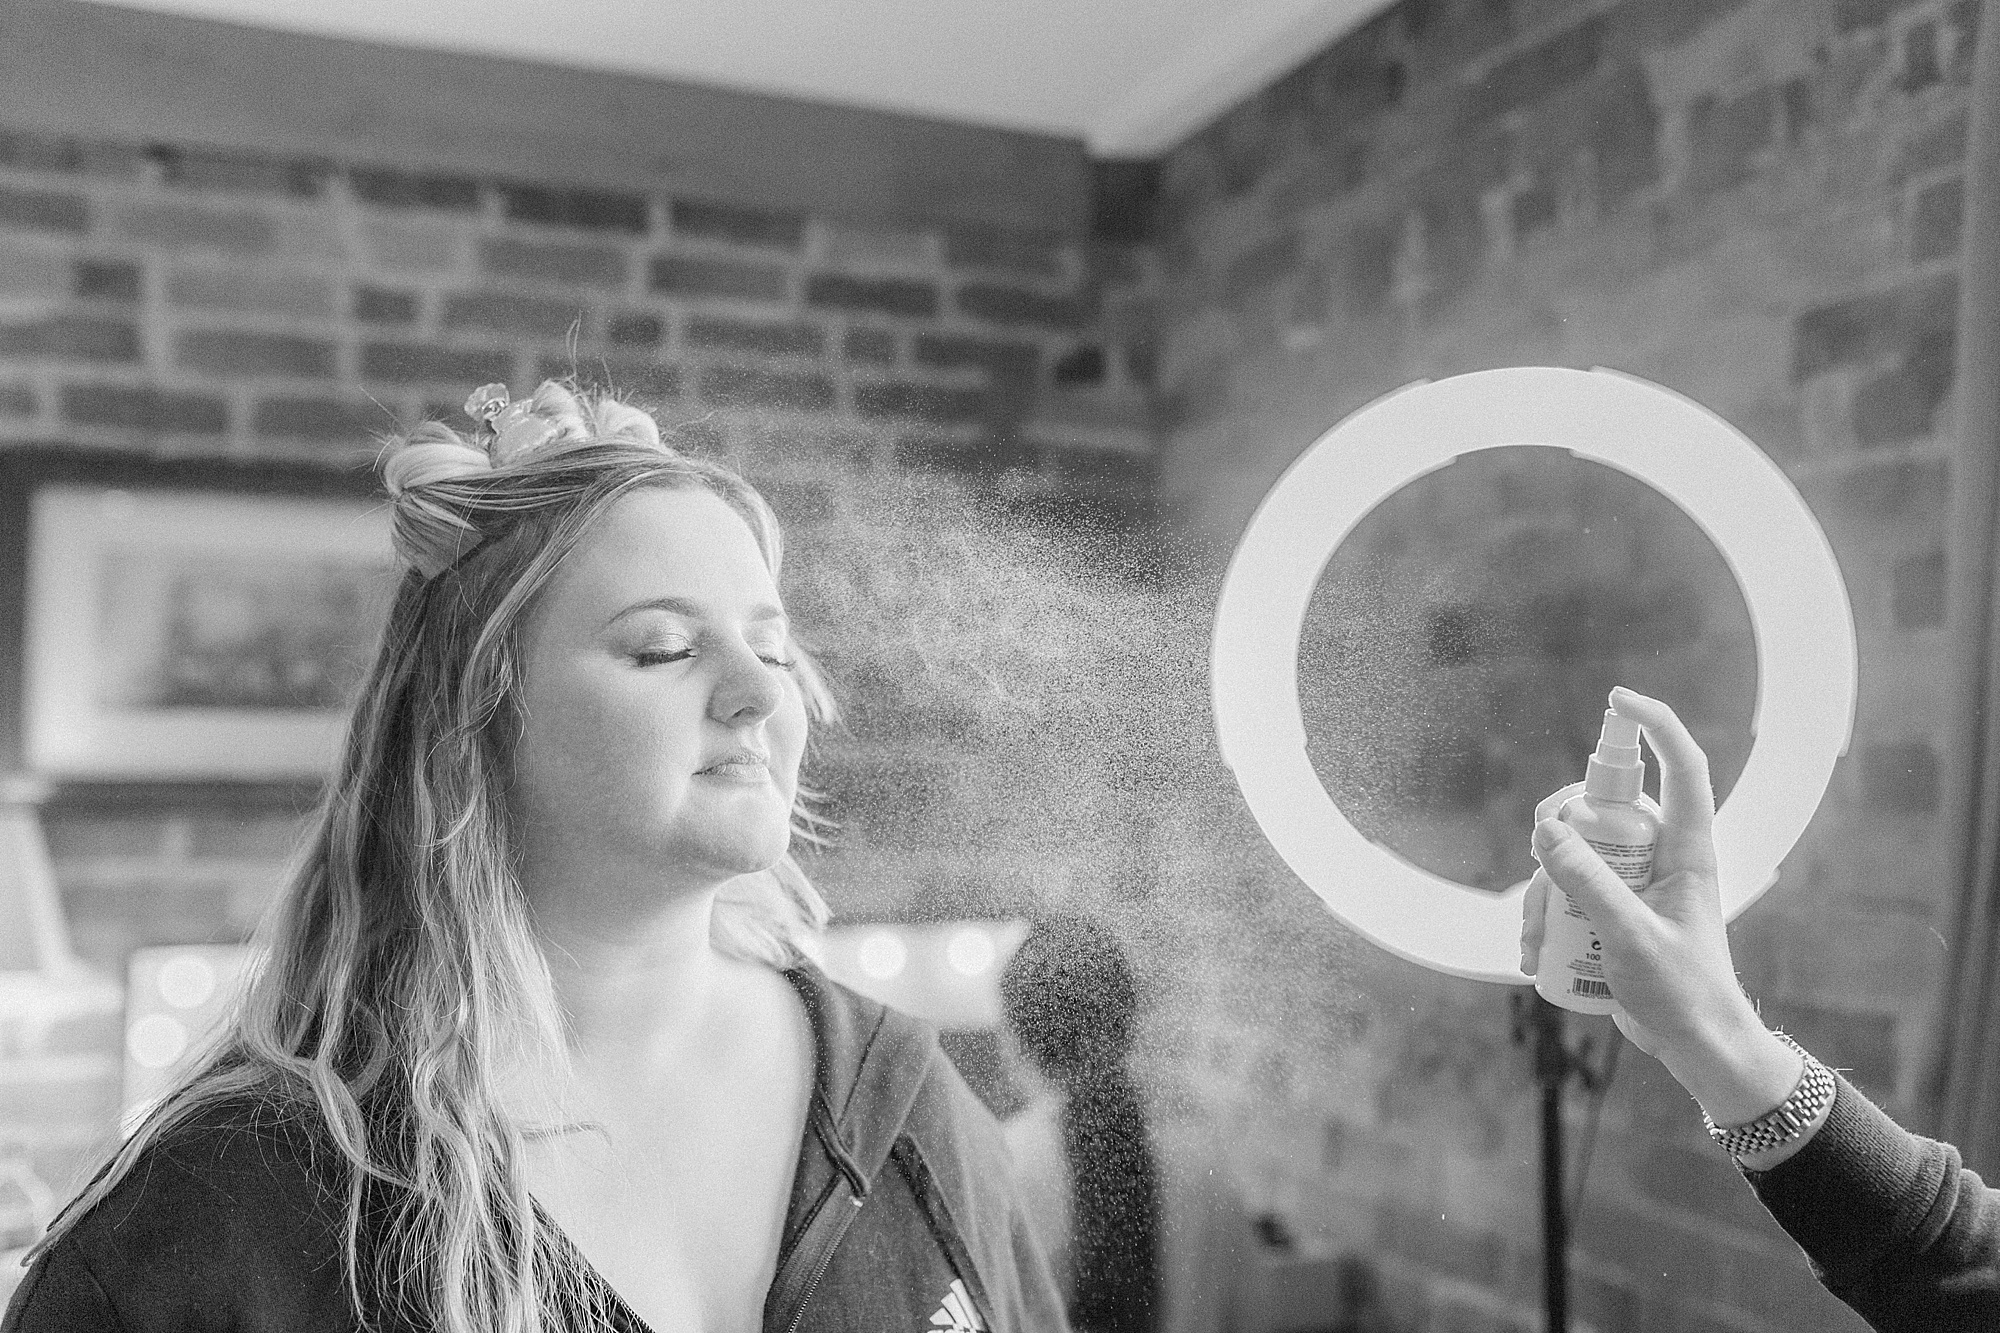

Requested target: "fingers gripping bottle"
[{"left": 1534, "top": 710, "right": 1660, "bottom": 1015}]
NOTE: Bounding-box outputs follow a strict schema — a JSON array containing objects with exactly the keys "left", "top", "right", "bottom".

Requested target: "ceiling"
[{"left": 78, "top": 0, "right": 1392, "bottom": 156}]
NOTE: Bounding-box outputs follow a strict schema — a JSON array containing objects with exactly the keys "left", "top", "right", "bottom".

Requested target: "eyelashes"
[{"left": 634, "top": 647, "right": 796, "bottom": 672}]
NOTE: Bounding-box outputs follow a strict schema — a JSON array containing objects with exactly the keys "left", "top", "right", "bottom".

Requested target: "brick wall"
[
  {"left": 0, "top": 134, "right": 1155, "bottom": 466},
  {"left": 0, "top": 24, "right": 1164, "bottom": 1282},
  {"left": 1147, "top": 0, "right": 1975, "bottom": 1329}
]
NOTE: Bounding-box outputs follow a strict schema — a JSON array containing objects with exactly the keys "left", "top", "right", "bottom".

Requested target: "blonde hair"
[{"left": 32, "top": 381, "right": 838, "bottom": 1332}]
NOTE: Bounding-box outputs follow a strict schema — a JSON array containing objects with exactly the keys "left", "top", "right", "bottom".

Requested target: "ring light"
[{"left": 1210, "top": 367, "right": 1857, "bottom": 984}]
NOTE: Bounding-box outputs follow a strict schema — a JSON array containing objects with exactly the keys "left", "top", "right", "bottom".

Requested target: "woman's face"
[{"left": 509, "top": 486, "right": 808, "bottom": 894}]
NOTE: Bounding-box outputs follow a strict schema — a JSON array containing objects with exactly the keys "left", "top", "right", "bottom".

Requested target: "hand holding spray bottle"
[{"left": 1532, "top": 709, "right": 1662, "bottom": 1014}]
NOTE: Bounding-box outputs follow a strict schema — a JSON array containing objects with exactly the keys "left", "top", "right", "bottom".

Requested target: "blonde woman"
[{"left": 3, "top": 382, "right": 1066, "bottom": 1333}]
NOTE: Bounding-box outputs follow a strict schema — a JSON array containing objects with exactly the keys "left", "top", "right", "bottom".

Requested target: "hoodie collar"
[{"left": 782, "top": 959, "right": 935, "bottom": 1191}]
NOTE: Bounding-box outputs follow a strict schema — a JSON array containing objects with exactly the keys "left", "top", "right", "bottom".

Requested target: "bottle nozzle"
[{"left": 1585, "top": 709, "right": 1644, "bottom": 801}]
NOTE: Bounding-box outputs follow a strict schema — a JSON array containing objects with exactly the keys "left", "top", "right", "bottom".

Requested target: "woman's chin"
[
  {"left": 685, "top": 827, "right": 793, "bottom": 880},
  {"left": 670, "top": 791, "right": 795, "bottom": 866}
]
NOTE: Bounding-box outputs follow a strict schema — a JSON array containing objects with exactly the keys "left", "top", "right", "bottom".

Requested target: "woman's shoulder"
[
  {"left": 126, "top": 1090, "right": 345, "bottom": 1210},
  {"left": 12, "top": 1092, "right": 353, "bottom": 1330}
]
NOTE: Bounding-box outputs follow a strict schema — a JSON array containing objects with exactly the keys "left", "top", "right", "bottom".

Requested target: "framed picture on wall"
[{"left": 0, "top": 450, "right": 395, "bottom": 784}]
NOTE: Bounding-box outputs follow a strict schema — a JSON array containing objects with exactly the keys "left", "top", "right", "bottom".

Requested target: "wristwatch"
[{"left": 1702, "top": 1031, "right": 1836, "bottom": 1158}]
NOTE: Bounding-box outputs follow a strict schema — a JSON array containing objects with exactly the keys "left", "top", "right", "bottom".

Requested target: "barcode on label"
[{"left": 1571, "top": 979, "right": 1613, "bottom": 998}]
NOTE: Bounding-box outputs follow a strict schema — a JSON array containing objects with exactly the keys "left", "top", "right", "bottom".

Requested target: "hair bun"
[
  {"left": 378, "top": 380, "right": 681, "bottom": 581},
  {"left": 383, "top": 438, "right": 493, "bottom": 496},
  {"left": 379, "top": 423, "right": 490, "bottom": 579}
]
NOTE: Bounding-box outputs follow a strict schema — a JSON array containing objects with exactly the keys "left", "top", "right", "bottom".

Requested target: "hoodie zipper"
[
  {"left": 766, "top": 1095, "right": 872, "bottom": 1333},
  {"left": 780, "top": 1192, "right": 865, "bottom": 1333}
]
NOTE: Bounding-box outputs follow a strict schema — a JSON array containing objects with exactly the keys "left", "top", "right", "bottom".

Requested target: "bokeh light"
[
  {"left": 945, "top": 925, "right": 997, "bottom": 977},
  {"left": 856, "top": 929, "right": 908, "bottom": 980},
  {"left": 126, "top": 1014, "right": 189, "bottom": 1070}
]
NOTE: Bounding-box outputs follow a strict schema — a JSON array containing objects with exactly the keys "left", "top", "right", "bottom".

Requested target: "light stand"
[{"left": 1510, "top": 992, "right": 1609, "bottom": 1333}]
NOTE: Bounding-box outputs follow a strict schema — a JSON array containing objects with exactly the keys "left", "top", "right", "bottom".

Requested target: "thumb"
[
  {"left": 1533, "top": 818, "right": 1648, "bottom": 941},
  {"left": 1519, "top": 869, "right": 1550, "bottom": 975}
]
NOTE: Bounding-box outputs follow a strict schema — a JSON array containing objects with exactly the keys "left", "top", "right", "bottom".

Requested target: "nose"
[{"left": 709, "top": 640, "right": 784, "bottom": 727}]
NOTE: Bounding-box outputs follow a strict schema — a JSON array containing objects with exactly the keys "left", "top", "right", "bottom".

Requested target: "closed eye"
[{"left": 634, "top": 647, "right": 795, "bottom": 671}]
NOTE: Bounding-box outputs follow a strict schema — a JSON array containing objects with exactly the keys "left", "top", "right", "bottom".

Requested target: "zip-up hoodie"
[{"left": 1, "top": 962, "right": 1071, "bottom": 1333}]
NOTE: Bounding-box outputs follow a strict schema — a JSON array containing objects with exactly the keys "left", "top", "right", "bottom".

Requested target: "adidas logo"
[{"left": 925, "top": 1278, "right": 986, "bottom": 1331}]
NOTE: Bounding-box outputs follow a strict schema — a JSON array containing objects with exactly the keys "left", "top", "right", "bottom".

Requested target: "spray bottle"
[{"left": 1533, "top": 709, "right": 1660, "bottom": 1015}]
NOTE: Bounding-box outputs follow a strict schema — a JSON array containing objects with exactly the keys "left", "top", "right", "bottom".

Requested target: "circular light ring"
[{"left": 1211, "top": 367, "right": 1857, "bottom": 984}]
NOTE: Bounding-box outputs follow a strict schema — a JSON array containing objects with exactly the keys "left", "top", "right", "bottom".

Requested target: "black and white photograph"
[{"left": 0, "top": 1, "right": 1994, "bottom": 1330}]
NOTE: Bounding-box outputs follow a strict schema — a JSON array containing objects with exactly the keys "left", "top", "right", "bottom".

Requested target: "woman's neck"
[{"left": 529, "top": 875, "right": 732, "bottom": 1067}]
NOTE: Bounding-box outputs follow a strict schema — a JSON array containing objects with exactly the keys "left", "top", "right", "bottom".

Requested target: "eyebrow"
[{"left": 606, "top": 595, "right": 788, "bottom": 628}]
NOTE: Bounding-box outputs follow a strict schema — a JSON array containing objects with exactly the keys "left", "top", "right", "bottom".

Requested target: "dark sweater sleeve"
[
  {"left": 1747, "top": 1073, "right": 2000, "bottom": 1330},
  {"left": 3, "top": 1099, "right": 358, "bottom": 1333},
  {"left": 2, "top": 1240, "right": 126, "bottom": 1333}
]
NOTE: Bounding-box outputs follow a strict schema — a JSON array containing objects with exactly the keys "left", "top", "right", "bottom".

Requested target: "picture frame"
[{"left": 0, "top": 449, "right": 393, "bottom": 787}]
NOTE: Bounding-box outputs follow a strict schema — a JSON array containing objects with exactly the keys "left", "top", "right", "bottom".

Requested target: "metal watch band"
[{"left": 1702, "top": 1031, "right": 1836, "bottom": 1158}]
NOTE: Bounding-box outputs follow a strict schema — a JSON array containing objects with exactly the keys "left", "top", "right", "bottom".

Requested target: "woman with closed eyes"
[{"left": 3, "top": 381, "right": 1066, "bottom": 1333}]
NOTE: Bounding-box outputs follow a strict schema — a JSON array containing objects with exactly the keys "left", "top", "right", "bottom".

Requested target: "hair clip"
[
  {"left": 490, "top": 400, "right": 538, "bottom": 435},
  {"left": 464, "top": 383, "right": 510, "bottom": 426},
  {"left": 464, "top": 383, "right": 560, "bottom": 463}
]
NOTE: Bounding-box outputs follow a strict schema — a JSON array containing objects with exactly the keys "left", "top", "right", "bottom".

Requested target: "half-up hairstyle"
[{"left": 31, "top": 381, "right": 838, "bottom": 1333}]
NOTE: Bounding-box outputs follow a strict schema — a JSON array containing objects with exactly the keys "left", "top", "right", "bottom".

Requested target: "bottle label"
[
  {"left": 1554, "top": 888, "right": 1607, "bottom": 980},
  {"left": 1581, "top": 836, "right": 1655, "bottom": 891}
]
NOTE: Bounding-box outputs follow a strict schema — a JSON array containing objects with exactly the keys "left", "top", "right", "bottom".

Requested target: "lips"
[{"left": 697, "top": 748, "right": 769, "bottom": 779}]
